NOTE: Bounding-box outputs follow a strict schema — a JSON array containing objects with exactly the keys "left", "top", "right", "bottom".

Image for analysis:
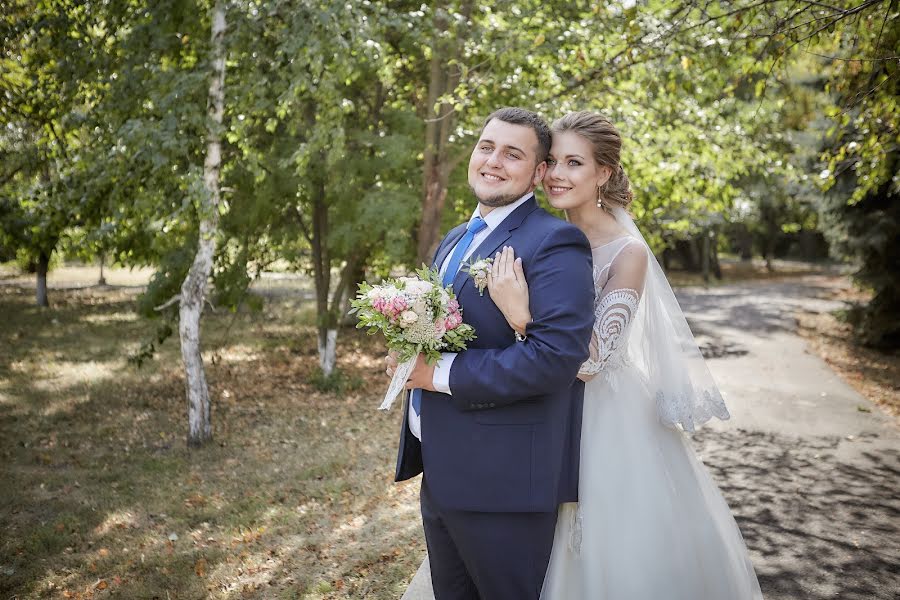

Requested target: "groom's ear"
[{"left": 533, "top": 160, "right": 548, "bottom": 185}]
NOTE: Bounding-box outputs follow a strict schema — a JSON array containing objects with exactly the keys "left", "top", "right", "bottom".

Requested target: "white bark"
[
  {"left": 318, "top": 328, "right": 338, "bottom": 377},
  {"left": 179, "top": 0, "right": 226, "bottom": 448}
]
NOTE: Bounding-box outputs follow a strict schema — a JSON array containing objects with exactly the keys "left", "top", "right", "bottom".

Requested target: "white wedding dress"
[
  {"left": 539, "top": 235, "right": 762, "bottom": 599},
  {"left": 402, "top": 230, "right": 763, "bottom": 600}
]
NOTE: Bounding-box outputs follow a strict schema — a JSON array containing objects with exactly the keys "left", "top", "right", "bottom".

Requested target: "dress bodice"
[{"left": 591, "top": 236, "right": 637, "bottom": 289}]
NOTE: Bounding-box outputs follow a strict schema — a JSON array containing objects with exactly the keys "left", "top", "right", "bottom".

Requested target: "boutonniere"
[{"left": 463, "top": 256, "right": 493, "bottom": 296}]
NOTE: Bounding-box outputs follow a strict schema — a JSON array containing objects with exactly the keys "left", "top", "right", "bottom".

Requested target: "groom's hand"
[
  {"left": 384, "top": 351, "right": 399, "bottom": 378},
  {"left": 405, "top": 354, "right": 436, "bottom": 391}
]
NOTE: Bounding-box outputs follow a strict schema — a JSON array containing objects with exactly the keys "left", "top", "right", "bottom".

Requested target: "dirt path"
[{"left": 677, "top": 276, "right": 899, "bottom": 600}]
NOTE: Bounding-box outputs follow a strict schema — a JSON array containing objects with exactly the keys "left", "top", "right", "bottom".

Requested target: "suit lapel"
[
  {"left": 433, "top": 224, "right": 467, "bottom": 270},
  {"left": 452, "top": 196, "right": 539, "bottom": 295}
]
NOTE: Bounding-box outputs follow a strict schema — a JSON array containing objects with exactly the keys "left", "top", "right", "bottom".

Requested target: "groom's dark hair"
[{"left": 482, "top": 107, "right": 551, "bottom": 164}]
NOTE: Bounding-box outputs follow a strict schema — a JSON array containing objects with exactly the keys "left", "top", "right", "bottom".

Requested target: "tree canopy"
[{"left": 2, "top": 1, "right": 896, "bottom": 379}]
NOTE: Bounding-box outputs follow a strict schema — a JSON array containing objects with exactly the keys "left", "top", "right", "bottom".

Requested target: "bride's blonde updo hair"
[{"left": 551, "top": 111, "right": 633, "bottom": 212}]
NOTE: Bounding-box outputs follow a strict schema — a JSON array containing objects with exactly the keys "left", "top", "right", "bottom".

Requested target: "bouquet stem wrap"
[{"left": 381, "top": 356, "right": 416, "bottom": 411}]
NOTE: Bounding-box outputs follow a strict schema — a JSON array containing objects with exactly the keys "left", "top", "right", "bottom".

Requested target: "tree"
[
  {"left": 217, "top": 0, "right": 423, "bottom": 377},
  {"left": 0, "top": 0, "right": 107, "bottom": 306},
  {"left": 415, "top": 0, "right": 474, "bottom": 264},
  {"left": 814, "top": 2, "right": 899, "bottom": 347},
  {"left": 175, "top": 0, "right": 226, "bottom": 447}
]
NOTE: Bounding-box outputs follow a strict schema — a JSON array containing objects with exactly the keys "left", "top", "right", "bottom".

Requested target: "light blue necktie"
[{"left": 412, "top": 216, "right": 488, "bottom": 417}]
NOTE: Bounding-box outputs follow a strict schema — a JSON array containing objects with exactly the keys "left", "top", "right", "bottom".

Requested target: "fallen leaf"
[{"left": 194, "top": 557, "right": 208, "bottom": 577}]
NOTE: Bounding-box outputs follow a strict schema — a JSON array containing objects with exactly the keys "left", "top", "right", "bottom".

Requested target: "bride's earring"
[{"left": 596, "top": 186, "right": 603, "bottom": 208}]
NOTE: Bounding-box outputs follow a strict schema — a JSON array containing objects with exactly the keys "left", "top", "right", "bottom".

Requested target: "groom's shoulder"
[
  {"left": 438, "top": 221, "right": 468, "bottom": 245},
  {"left": 525, "top": 208, "right": 590, "bottom": 249}
]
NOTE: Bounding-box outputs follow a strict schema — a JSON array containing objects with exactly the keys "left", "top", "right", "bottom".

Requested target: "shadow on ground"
[
  {"left": 678, "top": 277, "right": 848, "bottom": 339},
  {"left": 692, "top": 429, "right": 900, "bottom": 600}
]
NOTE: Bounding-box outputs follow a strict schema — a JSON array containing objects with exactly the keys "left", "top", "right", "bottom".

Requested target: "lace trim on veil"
[{"left": 656, "top": 387, "right": 730, "bottom": 434}]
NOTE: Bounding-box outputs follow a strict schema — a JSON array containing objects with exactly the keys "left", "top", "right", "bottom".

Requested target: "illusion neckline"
[{"left": 590, "top": 235, "right": 633, "bottom": 250}]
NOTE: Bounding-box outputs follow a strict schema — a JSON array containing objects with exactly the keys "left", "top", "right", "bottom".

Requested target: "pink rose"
[{"left": 445, "top": 310, "right": 463, "bottom": 330}]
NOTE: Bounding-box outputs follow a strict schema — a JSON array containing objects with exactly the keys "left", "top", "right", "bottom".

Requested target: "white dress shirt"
[{"left": 409, "top": 192, "right": 534, "bottom": 440}]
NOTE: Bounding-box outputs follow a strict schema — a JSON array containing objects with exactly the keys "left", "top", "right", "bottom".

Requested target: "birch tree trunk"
[
  {"left": 179, "top": 0, "right": 226, "bottom": 448},
  {"left": 308, "top": 157, "right": 340, "bottom": 378}
]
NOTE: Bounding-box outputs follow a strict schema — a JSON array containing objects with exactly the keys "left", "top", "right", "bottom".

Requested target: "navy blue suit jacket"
[{"left": 395, "top": 196, "right": 595, "bottom": 513}]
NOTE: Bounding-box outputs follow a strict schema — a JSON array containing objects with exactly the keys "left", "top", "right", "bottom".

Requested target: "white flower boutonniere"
[{"left": 464, "top": 256, "right": 493, "bottom": 296}]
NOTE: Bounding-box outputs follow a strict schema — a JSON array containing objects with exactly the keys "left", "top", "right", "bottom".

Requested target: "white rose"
[
  {"left": 405, "top": 279, "right": 434, "bottom": 295},
  {"left": 399, "top": 310, "right": 419, "bottom": 327}
]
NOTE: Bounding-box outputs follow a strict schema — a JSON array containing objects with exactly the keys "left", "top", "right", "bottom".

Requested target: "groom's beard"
[{"left": 471, "top": 177, "right": 536, "bottom": 208}]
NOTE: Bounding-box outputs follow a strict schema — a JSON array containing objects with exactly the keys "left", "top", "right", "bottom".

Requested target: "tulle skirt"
[{"left": 540, "top": 364, "right": 763, "bottom": 600}]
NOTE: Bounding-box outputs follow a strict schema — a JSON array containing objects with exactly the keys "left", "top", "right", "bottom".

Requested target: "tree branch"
[{"left": 155, "top": 295, "right": 182, "bottom": 311}]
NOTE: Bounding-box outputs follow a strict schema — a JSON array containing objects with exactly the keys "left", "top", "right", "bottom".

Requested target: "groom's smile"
[{"left": 480, "top": 172, "right": 505, "bottom": 183}]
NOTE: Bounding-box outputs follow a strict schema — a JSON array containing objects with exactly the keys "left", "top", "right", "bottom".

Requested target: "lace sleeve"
[
  {"left": 578, "top": 288, "right": 640, "bottom": 378},
  {"left": 578, "top": 240, "right": 648, "bottom": 379}
]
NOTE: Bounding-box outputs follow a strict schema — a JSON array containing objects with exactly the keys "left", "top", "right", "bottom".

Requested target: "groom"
[{"left": 390, "top": 107, "right": 595, "bottom": 599}]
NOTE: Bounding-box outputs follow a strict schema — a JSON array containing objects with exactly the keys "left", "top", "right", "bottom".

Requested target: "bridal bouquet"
[{"left": 350, "top": 266, "right": 475, "bottom": 410}]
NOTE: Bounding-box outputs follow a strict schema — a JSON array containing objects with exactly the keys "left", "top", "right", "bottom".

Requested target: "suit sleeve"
[{"left": 447, "top": 225, "right": 595, "bottom": 410}]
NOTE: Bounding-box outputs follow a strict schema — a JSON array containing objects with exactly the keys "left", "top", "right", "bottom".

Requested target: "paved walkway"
[{"left": 402, "top": 276, "right": 899, "bottom": 600}]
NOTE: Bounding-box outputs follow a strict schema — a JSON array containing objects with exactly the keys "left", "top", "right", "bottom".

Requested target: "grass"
[{"left": 0, "top": 283, "right": 424, "bottom": 600}]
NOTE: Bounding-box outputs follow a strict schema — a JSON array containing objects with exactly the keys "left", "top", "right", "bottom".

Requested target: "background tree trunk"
[
  {"left": 309, "top": 167, "right": 339, "bottom": 377},
  {"left": 701, "top": 228, "right": 711, "bottom": 283},
  {"left": 35, "top": 251, "right": 50, "bottom": 307},
  {"left": 710, "top": 231, "right": 723, "bottom": 280},
  {"left": 415, "top": 1, "right": 473, "bottom": 264},
  {"left": 179, "top": 0, "right": 225, "bottom": 448},
  {"left": 98, "top": 252, "right": 106, "bottom": 286},
  {"left": 738, "top": 224, "right": 753, "bottom": 261}
]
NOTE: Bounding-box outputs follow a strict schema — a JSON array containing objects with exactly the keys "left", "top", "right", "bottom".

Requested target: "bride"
[{"left": 404, "top": 111, "right": 764, "bottom": 599}]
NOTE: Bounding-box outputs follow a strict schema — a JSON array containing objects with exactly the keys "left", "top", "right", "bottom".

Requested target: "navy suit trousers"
[{"left": 421, "top": 478, "right": 558, "bottom": 600}]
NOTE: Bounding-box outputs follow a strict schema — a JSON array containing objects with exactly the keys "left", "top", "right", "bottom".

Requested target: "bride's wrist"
[{"left": 510, "top": 313, "right": 531, "bottom": 335}]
